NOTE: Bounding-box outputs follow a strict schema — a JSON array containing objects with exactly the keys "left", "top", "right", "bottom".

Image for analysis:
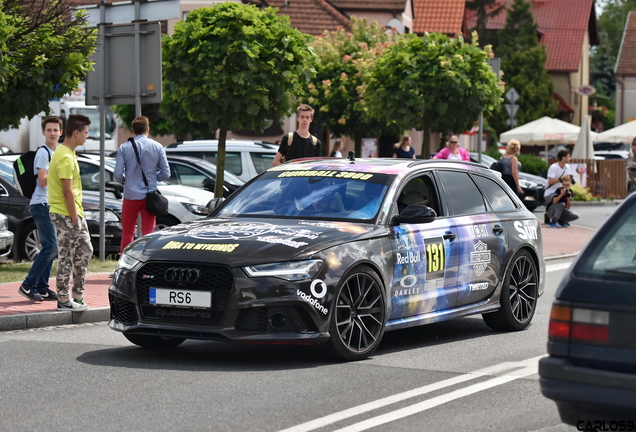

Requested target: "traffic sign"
[
  {"left": 505, "top": 103, "right": 519, "bottom": 118},
  {"left": 506, "top": 119, "right": 518, "bottom": 126},
  {"left": 75, "top": 0, "right": 180, "bottom": 27},
  {"left": 505, "top": 88, "right": 519, "bottom": 104}
]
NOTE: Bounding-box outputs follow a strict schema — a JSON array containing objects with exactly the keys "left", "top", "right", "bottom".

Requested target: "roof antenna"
[{"left": 348, "top": 151, "right": 355, "bottom": 163}]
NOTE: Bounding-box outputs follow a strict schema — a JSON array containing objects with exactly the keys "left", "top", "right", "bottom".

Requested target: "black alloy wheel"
[
  {"left": 124, "top": 333, "right": 185, "bottom": 349},
  {"left": 327, "top": 265, "right": 386, "bottom": 361},
  {"left": 483, "top": 250, "right": 538, "bottom": 331}
]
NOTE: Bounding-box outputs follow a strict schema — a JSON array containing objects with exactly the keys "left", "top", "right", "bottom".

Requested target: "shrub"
[
  {"left": 484, "top": 146, "right": 501, "bottom": 160},
  {"left": 571, "top": 183, "right": 593, "bottom": 201},
  {"left": 517, "top": 154, "right": 548, "bottom": 176}
]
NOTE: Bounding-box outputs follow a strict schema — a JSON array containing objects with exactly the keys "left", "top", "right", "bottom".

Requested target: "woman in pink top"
[{"left": 433, "top": 135, "right": 470, "bottom": 161}]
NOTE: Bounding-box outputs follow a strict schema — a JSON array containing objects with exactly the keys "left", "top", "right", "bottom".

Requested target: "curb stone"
[{"left": 0, "top": 307, "right": 110, "bottom": 331}]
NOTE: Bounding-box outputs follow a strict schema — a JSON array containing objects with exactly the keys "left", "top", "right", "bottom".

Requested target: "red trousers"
[{"left": 120, "top": 198, "right": 156, "bottom": 253}]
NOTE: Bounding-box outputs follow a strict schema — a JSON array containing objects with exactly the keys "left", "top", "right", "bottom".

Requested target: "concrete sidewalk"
[{"left": 0, "top": 222, "right": 596, "bottom": 332}]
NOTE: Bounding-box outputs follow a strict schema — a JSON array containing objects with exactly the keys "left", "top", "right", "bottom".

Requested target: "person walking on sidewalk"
[
  {"left": 272, "top": 104, "right": 322, "bottom": 166},
  {"left": 17, "top": 116, "right": 61, "bottom": 302},
  {"left": 114, "top": 116, "right": 170, "bottom": 253},
  {"left": 546, "top": 174, "right": 579, "bottom": 228},
  {"left": 48, "top": 114, "right": 93, "bottom": 311}
]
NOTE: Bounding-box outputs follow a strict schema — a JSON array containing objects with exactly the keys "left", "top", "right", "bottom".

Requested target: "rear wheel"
[
  {"left": 327, "top": 265, "right": 386, "bottom": 361},
  {"left": 483, "top": 250, "right": 538, "bottom": 331},
  {"left": 124, "top": 333, "right": 185, "bottom": 349}
]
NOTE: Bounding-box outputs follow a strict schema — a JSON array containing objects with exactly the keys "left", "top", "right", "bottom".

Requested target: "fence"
[{"left": 570, "top": 158, "right": 628, "bottom": 199}]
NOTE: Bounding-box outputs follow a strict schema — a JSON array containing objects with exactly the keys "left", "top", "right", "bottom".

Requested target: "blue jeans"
[{"left": 23, "top": 204, "right": 57, "bottom": 292}]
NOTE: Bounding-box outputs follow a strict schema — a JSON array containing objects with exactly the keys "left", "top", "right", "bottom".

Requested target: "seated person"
[{"left": 300, "top": 180, "right": 344, "bottom": 214}]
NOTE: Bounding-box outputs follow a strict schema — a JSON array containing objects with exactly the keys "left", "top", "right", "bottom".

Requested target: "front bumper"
[
  {"left": 539, "top": 356, "right": 636, "bottom": 424},
  {"left": 108, "top": 262, "right": 331, "bottom": 345},
  {"left": 0, "top": 230, "right": 14, "bottom": 259}
]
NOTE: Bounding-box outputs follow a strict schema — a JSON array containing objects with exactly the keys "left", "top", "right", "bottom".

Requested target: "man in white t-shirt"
[{"left": 543, "top": 149, "right": 571, "bottom": 223}]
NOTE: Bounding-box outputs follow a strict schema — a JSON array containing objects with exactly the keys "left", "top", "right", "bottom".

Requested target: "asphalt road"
[{"left": 0, "top": 261, "right": 579, "bottom": 432}]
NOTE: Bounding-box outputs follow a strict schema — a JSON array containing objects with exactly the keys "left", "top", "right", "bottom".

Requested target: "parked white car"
[
  {"left": 76, "top": 155, "right": 214, "bottom": 228},
  {"left": 164, "top": 139, "right": 278, "bottom": 182},
  {"left": 0, "top": 212, "right": 14, "bottom": 259}
]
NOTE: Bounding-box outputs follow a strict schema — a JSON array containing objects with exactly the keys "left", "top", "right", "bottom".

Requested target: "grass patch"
[{"left": 0, "top": 257, "right": 118, "bottom": 284}]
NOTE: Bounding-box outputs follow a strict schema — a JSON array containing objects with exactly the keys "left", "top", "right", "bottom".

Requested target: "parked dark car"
[
  {"left": 165, "top": 155, "right": 245, "bottom": 196},
  {"left": 539, "top": 194, "right": 636, "bottom": 424},
  {"left": 0, "top": 157, "right": 122, "bottom": 261},
  {"left": 469, "top": 153, "right": 546, "bottom": 211},
  {"left": 109, "top": 157, "right": 545, "bottom": 360}
]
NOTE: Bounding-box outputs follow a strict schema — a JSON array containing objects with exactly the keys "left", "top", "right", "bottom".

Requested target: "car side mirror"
[
  {"left": 202, "top": 177, "right": 215, "bottom": 192},
  {"left": 105, "top": 181, "right": 124, "bottom": 199},
  {"left": 206, "top": 197, "right": 225, "bottom": 213},
  {"left": 393, "top": 205, "right": 437, "bottom": 225}
]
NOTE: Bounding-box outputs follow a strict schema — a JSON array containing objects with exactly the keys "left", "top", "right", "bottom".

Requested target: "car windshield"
[
  {"left": 574, "top": 199, "right": 636, "bottom": 283},
  {"left": 216, "top": 170, "right": 394, "bottom": 221}
]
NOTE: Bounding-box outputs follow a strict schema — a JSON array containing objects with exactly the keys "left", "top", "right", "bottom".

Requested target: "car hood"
[
  {"left": 129, "top": 217, "right": 380, "bottom": 266},
  {"left": 157, "top": 184, "right": 215, "bottom": 204}
]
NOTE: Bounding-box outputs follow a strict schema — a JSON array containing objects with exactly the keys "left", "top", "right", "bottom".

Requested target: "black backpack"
[
  {"left": 490, "top": 160, "right": 504, "bottom": 173},
  {"left": 13, "top": 146, "right": 50, "bottom": 199}
]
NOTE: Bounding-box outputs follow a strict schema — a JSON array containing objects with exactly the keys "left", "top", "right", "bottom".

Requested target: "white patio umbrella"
[
  {"left": 500, "top": 116, "right": 583, "bottom": 163},
  {"left": 595, "top": 119, "right": 636, "bottom": 143},
  {"left": 571, "top": 115, "right": 595, "bottom": 159}
]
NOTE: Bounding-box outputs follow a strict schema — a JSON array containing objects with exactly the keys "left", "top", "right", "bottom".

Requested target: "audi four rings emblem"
[{"left": 164, "top": 267, "right": 201, "bottom": 283}]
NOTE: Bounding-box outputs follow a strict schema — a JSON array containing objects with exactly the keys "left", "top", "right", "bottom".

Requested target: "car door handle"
[
  {"left": 493, "top": 225, "right": 504, "bottom": 235},
  {"left": 443, "top": 231, "right": 456, "bottom": 241}
]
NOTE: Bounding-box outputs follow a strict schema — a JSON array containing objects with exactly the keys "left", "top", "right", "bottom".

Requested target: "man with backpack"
[
  {"left": 16, "top": 116, "right": 61, "bottom": 302},
  {"left": 272, "top": 104, "right": 322, "bottom": 166}
]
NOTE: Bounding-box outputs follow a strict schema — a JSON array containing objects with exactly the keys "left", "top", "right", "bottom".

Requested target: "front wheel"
[
  {"left": 483, "top": 250, "right": 538, "bottom": 331},
  {"left": 326, "top": 265, "right": 386, "bottom": 361},
  {"left": 124, "top": 333, "right": 185, "bottom": 349}
]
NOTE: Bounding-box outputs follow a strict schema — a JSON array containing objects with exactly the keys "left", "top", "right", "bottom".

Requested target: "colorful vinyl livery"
[{"left": 109, "top": 158, "right": 545, "bottom": 361}]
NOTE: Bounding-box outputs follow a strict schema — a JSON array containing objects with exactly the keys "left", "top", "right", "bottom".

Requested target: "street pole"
[{"left": 98, "top": 0, "right": 106, "bottom": 261}]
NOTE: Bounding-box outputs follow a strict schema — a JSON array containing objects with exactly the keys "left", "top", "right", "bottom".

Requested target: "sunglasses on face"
[{"left": 449, "top": 141, "right": 458, "bottom": 144}]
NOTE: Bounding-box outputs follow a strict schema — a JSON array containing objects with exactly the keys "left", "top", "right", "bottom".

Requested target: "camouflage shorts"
[{"left": 49, "top": 213, "right": 93, "bottom": 302}]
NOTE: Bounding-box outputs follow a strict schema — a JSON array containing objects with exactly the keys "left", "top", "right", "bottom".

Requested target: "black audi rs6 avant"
[{"left": 109, "top": 157, "right": 545, "bottom": 360}]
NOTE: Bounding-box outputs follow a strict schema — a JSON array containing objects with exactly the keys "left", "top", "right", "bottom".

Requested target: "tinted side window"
[
  {"left": 250, "top": 152, "right": 275, "bottom": 174},
  {"left": 169, "top": 163, "right": 208, "bottom": 188},
  {"left": 438, "top": 171, "right": 486, "bottom": 216},
  {"left": 473, "top": 175, "right": 517, "bottom": 211},
  {"left": 201, "top": 152, "right": 242, "bottom": 176},
  {"left": 79, "top": 161, "right": 113, "bottom": 191}
]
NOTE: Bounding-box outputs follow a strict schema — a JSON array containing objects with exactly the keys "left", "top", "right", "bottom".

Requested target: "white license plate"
[
  {"left": 149, "top": 288, "right": 211, "bottom": 308},
  {"left": 0, "top": 238, "right": 6, "bottom": 249}
]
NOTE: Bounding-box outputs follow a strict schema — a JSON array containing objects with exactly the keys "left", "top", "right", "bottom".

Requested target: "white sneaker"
[{"left": 57, "top": 299, "right": 89, "bottom": 311}]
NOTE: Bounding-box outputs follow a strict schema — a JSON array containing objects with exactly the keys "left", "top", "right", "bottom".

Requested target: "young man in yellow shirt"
[{"left": 48, "top": 114, "right": 94, "bottom": 311}]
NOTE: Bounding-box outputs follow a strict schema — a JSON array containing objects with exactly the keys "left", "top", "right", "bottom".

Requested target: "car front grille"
[
  {"left": 236, "top": 308, "right": 270, "bottom": 333},
  {"left": 136, "top": 262, "right": 234, "bottom": 326},
  {"left": 109, "top": 294, "right": 138, "bottom": 324}
]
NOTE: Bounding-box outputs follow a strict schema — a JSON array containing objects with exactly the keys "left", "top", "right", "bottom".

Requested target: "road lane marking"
[
  {"left": 546, "top": 262, "right": 572, "bottom": 273},
  {"left": 278, "top": 355, "right": 545, "bottom": 432}
]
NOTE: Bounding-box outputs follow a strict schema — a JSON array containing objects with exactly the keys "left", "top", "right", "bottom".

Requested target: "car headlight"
[
  {"left": 117, "top": 252, "right": 140, "bottom": 271},
  {"left": 243, "top": 259, "right": 323, "bottom": 281},
  {"left": 84, "top": 210, "right": 120, "bottom": 222},
  {"left": 0, "top": 214, "right": 8, "bottom": 231},
  {"left": 181, "top": 202, "right": 211, "bottom": 216}
]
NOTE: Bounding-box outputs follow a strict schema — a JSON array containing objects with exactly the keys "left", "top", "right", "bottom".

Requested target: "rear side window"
[
  {"left": 575, "top": 201, "right": 636, "bottom": 282},
  {"left": 438, "top": 171, "right": 487, "bottom": 216},
  {"left": 199, "top": 152, "right": 242, "bottom": 176},
  {"left": 472, "top": 175, "right": 517, "bottom": 211},
  {"left": 250, "top": 152, "right": 276, "bottom": 174}
]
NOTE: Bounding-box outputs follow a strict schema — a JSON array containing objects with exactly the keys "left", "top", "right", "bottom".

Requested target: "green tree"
[
  {"left": 490, "top": 0, "right": 556, "bottom": 134},
  {"left": 596, "top": 0, "right": 636, "bottom": 60},
  {"left": 163, "top": 3, "right": 315, "bottom": 197},
  {"left": 361, "top": 32, "right": 502, "bottom": 158},
  {"left": 0, "top": 0, "right": 96, "bottom": 130},
  {"left": 466, "top": 0, "right": 505, "bottom": 48},
  {"left": 300, "top": 17, "right": 402, "bottom": 156},
  {"left": 591, "top": 32, "right": 616, "bottom": 96}
]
